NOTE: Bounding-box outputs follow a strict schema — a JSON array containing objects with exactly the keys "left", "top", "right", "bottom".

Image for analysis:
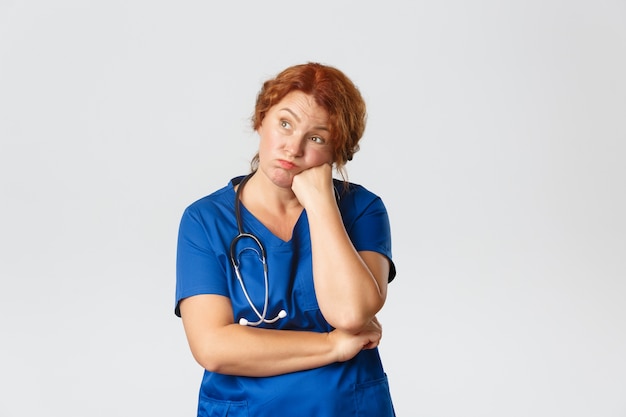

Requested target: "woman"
[{"left": 175, "top": 62, "right": 397, "bottom": 416}]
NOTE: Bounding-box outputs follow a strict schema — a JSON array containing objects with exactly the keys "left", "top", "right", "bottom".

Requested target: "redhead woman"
[{"left": 175, "top": 62, "right": 396, "bottom": 416}]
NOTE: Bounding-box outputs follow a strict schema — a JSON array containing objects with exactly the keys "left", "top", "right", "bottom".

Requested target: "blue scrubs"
[{"left": 176, "top": 176, "right": 396, "bottom": 417}]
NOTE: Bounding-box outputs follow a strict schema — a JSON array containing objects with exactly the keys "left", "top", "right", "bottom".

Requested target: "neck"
[
  {"left": 242, "top": 171, "right": 301, "bottom": 214},
  {"left": 237, "top": 172, "right": 303, "bottom": 241}
]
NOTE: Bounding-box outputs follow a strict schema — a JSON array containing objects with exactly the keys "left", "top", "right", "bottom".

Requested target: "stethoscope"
[{"left": 229, "top": 172, "right": 287, "bottom": 326}]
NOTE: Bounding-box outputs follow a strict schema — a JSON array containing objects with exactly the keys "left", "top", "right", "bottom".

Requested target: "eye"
[
  {"left": 310, "top": 136, "right": 326, "bottom": 144},
  {"left": 280, "top": 120, "right": 291, "bottom": 129}
]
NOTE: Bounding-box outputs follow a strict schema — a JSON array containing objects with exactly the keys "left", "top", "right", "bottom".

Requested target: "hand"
[
  {"left": 291, "top": 163, "right": 334, "bottom": 209},
  {"left": 328, "top": 317, "right": 383, "bottom": 362}
]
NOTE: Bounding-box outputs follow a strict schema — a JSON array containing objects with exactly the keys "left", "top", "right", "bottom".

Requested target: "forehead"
[{"left": 272, "top": 91, "right": 329, "bottom": 124}]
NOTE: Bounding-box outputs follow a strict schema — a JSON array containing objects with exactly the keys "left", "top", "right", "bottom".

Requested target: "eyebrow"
[{"left": 279, "top": 108, "right": 329, "bottom": 132}]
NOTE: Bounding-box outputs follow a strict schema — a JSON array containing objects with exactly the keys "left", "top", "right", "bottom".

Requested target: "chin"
[{"left": 266, "top": 168, "right": 294, "bottom": 188}]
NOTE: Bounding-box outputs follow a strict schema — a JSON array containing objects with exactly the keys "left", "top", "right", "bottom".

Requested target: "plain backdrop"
[{"left": 1, "top": 1, "right": 625, "bottom": 416}]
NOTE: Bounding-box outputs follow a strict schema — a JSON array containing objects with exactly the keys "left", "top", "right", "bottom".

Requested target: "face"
[{"left": 256, "top": 91, "right": 333, "bottom": 188}]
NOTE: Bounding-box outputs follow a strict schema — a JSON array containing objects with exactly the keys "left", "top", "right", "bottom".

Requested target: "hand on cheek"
[{"left": 292, "top": 164, "right": 334, "bottom": 208}]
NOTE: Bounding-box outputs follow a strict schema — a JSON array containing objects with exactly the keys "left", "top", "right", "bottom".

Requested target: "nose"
[{"left": 283, "top": 136, "right": 304, "bottom": 157}]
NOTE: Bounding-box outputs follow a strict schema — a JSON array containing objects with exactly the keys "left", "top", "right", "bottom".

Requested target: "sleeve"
[
  {"left": 345, "top": 193, "right": 397, "bottom": 283},
  {"left": 175, "top": 206, "right": 229, "bottom": 317}
]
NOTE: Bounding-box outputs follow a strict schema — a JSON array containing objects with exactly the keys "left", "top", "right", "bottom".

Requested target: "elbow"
[
  {"left": 338, "top": 320, "right": 369, "bottom": 335},
  {"left": 192, "top": 350, "right": 229, "bottom": 374},
  {"left": 191, "top": 349, "right": 219, "bottom": 373},
  {"left": 327, "top": 310, "right": 374, "bottom": 334},
  {"left": 323, "top": 299, "right": 386, "bottom": 333}
]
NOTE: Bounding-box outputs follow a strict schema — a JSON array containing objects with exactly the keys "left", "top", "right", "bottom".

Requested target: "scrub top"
[{"left": 175, "top": 176, "right": 397, "bottom": 417}]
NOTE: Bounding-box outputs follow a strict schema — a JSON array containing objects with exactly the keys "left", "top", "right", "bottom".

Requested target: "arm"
[
  {"left": 292, "top": 165, "right": 390, "bottom": 333},
  {"left": 179, "top": 294, "right": 382, "bottom": 377}
]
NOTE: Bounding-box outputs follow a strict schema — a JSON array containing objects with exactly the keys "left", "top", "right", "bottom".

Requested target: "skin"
[{"left": 180, "top": 91, "right": 390, "bottom": 377}]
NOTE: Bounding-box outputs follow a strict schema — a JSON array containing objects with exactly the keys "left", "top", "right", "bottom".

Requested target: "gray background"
[{"left": 1, "top": 1, "right": 625, "bottom": 416}]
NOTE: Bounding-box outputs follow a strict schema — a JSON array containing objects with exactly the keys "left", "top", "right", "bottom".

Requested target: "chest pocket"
[
  {"left": 294, "top": 270, "right": 318, "bottom": 311},
  {"left": 292, "top": 248, "right": 319, "bottom": 312}
]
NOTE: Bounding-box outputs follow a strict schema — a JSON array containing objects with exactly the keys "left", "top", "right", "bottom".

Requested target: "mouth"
[{"left": 277, "top": 159, "right": 296, "bottom": 170}]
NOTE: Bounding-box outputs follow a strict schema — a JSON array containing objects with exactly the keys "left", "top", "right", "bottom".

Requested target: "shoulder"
[
  {"left": 333, "top": 179, "right": 385, "bottom": 209},
  {"left": 181, "top": 176, "right": 243, "bottom": 221}
]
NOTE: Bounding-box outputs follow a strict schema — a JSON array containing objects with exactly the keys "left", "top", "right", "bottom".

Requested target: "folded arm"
[{"left": 179, "top": 294, "right": 382, "bottom": 377}]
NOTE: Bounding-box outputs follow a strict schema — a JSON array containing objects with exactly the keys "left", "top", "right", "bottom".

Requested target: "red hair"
[{"left": 251, "top": 62, "right": 367, "bottom": 176}]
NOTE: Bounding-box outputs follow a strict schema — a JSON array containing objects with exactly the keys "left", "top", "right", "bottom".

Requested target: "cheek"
[
  {"left": 308, "top": 148, "right": 333, "bottom": 165},
  {"left": 260, "top": 124, "right": 282, "bottom": 144},
  {"left": 257, "top": 127, "right": 275, "bottom": 151}
]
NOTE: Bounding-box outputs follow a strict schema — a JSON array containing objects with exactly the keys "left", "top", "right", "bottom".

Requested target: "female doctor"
[{"left": 175, "top": 62, "right": 397, "bottom": 416}]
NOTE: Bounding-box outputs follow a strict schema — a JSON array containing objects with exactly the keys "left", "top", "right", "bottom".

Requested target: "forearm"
[
  {"left": 306, "top": 200, "right": 385, "bottom": 332},
  {"left": 190, "top": 325, "right": 336, "bottom": 377}
]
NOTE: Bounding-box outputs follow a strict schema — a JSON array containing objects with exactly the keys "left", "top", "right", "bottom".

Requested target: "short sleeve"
[
  {"left": 343, "top": 191, "right": 396, "bottom": 283},
  {"left": 175, "top": 207, "right": 229, "bottom": 317}
]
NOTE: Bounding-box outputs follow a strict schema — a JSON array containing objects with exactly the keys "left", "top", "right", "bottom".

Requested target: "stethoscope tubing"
[{"left": 230, "top": 172, "right": 286, "bottom": 326}]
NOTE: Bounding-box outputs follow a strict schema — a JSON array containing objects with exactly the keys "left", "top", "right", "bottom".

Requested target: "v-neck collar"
[{"left": 230, "top": 177, "right": 308, "bottom": 247}]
